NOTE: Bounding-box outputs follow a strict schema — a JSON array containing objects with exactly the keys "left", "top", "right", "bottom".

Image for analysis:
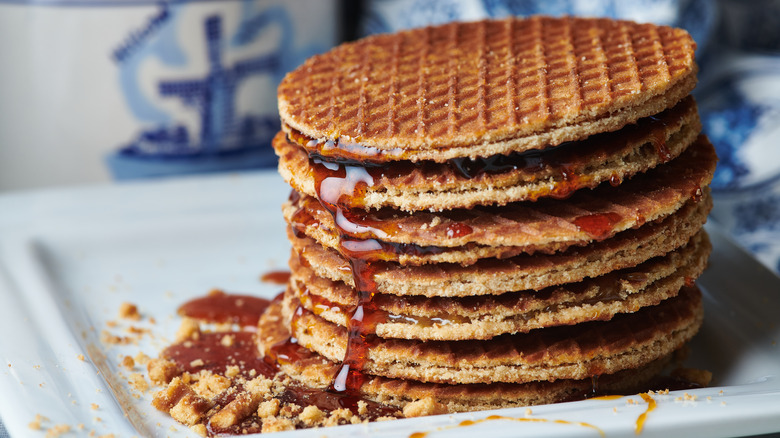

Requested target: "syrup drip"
[
  {"left": 328, "top": 257, "right": 384, "bottom": 394},
  {"left": 446, "top": 222, "right": 474, "bottom": 238},
  {"left": 650, "top": 131, "right": 672, "bottom": 163},
  {"left": 624, "top": 272, "right": 648, "bottom": 285},
  {"left": 312, "top": 157, "right": 375, "bottom": 209},
  {"left": 573, "top": 212, "right": 623, "bottom": 240},
  {"left": 290, "top": 194, "right": 462, "bottom": 260},
  {"left": 635, "top": 393, "right": 657, "bottom": 435},
  {"left": 298, "top": 283, "right": 343, "bottom": 316},
  {"left": 260, "top": 270, "right": 291, "bottom": 285},
  {"left": 691, "top": 186, "right": 703, "bottom": 203},
  {"left": 266, "top": 305, "right": 310, "bottom": 366},
  {"left": 306, "top": 134, "right": 396, "bottom": 397},
  {"left": 177, "top": 290, "right": 271, "bottom": 327},
  {"left": 609, "top": 173, "right": 623, "bottom": 187}
]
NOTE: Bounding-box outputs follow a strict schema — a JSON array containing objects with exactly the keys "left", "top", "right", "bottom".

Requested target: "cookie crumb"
[
  {"left": 121, "top": 355, "right": 135, "bottom": 370},
  {"left": 299, "top": 405, "right": 325, "bottom": 426},
  {"left": 77, "top": 354, "right": 86, "bottom": 362},
  {"left": 119, "top": 302, "right": 141, "bottom": 321},
  {"left": 156, "top": 378, "right": 213, "bottom": 426},
  {"left": 225, "top": 365, "right": 240, "bottom": 379},
  {"left": 176, "top": 318, "right": 200, "bottom": 342},
  {"left": 402, "top": 397, "right": 448, "bottom": 418},
  {"left": 28, "top": 414, "right": 47, "bottom": 430},
  {"left": 190, "top": 424, "right": 208, "bottom": 437},
  {"left": 210, "top": 391, "right": 262, "bottom": 428},
  {"left": 323, "top": 408, "right": 355, "bottom": 427},
  {"left": 134, "top": 352, "right": 151, "bottom": 365},
  {"left": 261, "top": 416, "right": 295, "bottom": 433},
  {"left": 129, "top": 373, "right": 150, "bottom": 393},
  {"left": 147, "top": 359, "right": 182, "bottom": 385},
  {"left": 91, "top": 403, "right": 99, "bottom": 410},
  {"left": 220, "top": 334, "right": 235, "bottom": 347},
  {"left": 44, "top": 424, "right": 70, "bottom": 438},
  {"left": 257, "top": 399, "right": 281, "bottom": 418}
]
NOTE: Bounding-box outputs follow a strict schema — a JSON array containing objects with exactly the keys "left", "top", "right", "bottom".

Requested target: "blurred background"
[{"left": 0, "top": 0, "right": 778, "bottom": 274}]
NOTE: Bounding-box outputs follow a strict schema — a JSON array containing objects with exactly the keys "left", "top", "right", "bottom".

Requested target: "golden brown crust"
[
  {"left": 282, "top": 286, "right": 702, "bottom": 385},
  {"left": 257, "top": 299, "right": 678, "bottom": 412},
  {"left": 290, "top": 231, "right": 711, "bottom": 340},
  {"left": 289, "top": 195, "right": 711, "bottom": 296},
  {"left": 278, "top": 17, "right": 697, "bottom": 157},
  {"left": 282, "top": 136, "right": 716, "bottom": 263},
  {"left": 275, "top": 97, "right": 702, "bottom": 212}
]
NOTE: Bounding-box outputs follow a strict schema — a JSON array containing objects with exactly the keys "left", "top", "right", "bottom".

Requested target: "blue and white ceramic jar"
[{"left": 0, "top": 0, "right": 338, "bottom": 187}]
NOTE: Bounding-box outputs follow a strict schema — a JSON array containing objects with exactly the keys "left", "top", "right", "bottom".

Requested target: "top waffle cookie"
[{"left": 278, "top": 16, "right": 697, "bottom": 161}]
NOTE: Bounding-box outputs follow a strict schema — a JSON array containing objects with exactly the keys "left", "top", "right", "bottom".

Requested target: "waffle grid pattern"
[{"left": 279, "top": 17, "right": 696, "bottom": 150}]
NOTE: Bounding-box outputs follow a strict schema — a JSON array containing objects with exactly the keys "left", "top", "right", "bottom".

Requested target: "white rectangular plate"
[{"left": 1, "top": 171, "right": 779, "bottom": 438}]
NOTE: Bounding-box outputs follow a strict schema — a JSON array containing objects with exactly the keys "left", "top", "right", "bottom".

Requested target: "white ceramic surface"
[{"left": 0, "top": 171, "right": 779, "bottom": 437}]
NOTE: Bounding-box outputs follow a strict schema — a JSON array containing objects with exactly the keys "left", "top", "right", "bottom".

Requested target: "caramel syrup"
[
  {"left": 163, "top": 331, "right": 276, "bottom": 379},
  {"left": 178, "top": 290, "right": 271, "bottom": 328},
  {"left": 163, "top": 292, "right": 405, "bottom": 435},
  {"left": 288, "top": 98, "right": 692, "bottom": 203},
  {"left": 297, "top": 284, "right": 469, "bottom": 332},
  {"left": 635, "top": 393, "right": 657, "bottom": 435},
  {"left": 260, "top": 270, "right": 291, "bottom": 285},
  {"left": 277, "top": 383, "right": 400, "bottom": 420},
  {"left": 305, "top": 142, "right": 388, "bottom": 396},
  {"left": 573, "top": 212, "right": 623, "bottom": 240},
  {"left": 691, "top": 186, "right": 703, "bottom": 203},
  {"left": 289, "top": 195, "right": 454, "bottom": 260},
  {"left": 650, "top": 130, "right": 672, "bottom": 163},
  {"left": 408, "top": 414, "right": 605, "bottom": 438},
  {"left": 303, "top": 137, "right": 589, "bottom": 203},
  {"left": 328, "top": 257, "right": 384, "bottom": 394}
]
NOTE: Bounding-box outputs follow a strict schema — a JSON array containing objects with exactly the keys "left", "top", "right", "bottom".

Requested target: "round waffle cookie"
[
  {"left": 281, "top": 285, "right": 702, "bottom": 385},
  {"left": 283, "top": 135, "right": 715, "bottom": 264},
  {"left": 289, "top": 194, "right": 712, "bottom": 297},
  {"left": 277, "top": 16, "right": 698, "bottom": 161},
  {"left": 289, "top": 230, "right": 711, "bottom": 341},
  {"left": 258, "top": 298, "right": 679, "bottom": 412},
  {"left": 275, "top": 97, "right": 702, "bottom": 211}
]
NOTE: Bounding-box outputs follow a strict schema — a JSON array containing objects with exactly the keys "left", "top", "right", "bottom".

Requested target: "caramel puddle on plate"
[
  {"left": 408, "top": 414, "right": 605, "bottom": 438},
  {"left": 408, "top": 392, "right": 661, "bottom": 438}
]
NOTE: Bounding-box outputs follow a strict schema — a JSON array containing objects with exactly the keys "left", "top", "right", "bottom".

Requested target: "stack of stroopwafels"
[{"left": 260, "top": 16, "right": 716, "bottom": 412}]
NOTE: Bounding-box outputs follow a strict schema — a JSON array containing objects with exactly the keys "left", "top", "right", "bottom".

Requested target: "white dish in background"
[{"left": 0, "top": 171, "right": 778, "bottom": 438}]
